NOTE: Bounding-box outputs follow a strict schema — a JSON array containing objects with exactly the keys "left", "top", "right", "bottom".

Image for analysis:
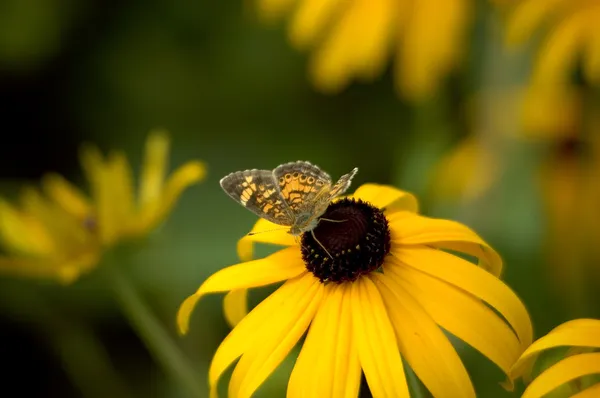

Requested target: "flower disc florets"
[{"left": 301, "top": 198, "right": 390, "bottom": 283}]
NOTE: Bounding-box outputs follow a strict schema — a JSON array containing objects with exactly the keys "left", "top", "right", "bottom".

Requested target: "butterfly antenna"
[
  {"left": 247, "top": 226, "right": 289, "bottom": 236},
  {"left": 311, "top": 229, "right": 334, "bottom": 259},
  {"left": 319, "top": 218, "right": 347, "bottom": 223}
]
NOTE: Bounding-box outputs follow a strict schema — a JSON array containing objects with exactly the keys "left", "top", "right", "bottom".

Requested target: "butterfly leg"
[{"left": 311, "top": 229, "right": 334, "bottom": 259}]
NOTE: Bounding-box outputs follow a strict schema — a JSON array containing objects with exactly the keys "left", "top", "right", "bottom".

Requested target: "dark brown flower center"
[{"left": 301, "top": 198, "right": 390, "bottom": 283}]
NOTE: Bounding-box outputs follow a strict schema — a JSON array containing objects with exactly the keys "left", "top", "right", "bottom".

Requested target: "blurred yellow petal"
[
  {"left": 81, "top": 145, "right": 117, "bottom": 245},
  {"left": 352, "top": 183, "right": 419, "bottom": 213},
  {"left": 289, "top": 0, "right": 344, "bottom": 49},
  {"left": 0, "top": 198, "right": 54, "bottom": 255},
  {"left": 533, "top": 9, "right": 588, "bottom": 84},
  {"left": 393, "top": 247, "right": 532, "bottom": 350},
  {"left": 208, "top": 275, "right": 312, "bottom": 397},
  {"left": 229, "top": 273, "right": 323, "bottom": 397},
  {"left": 350, "top": 0, "right": 396, "bottom": 80},
  {"left": 373, "top": 273, "right": 476, "bottom": 398},
  {"left": 310, "top": 3, "right": 359, "bottom": 93},
  {"left": 510, "top": 319, "right": 600, "bottom": 380},
  {"left": 288, "top": 284, "right": 360, "bottom": 398},
  {"left": 135, "top": 160, "right": 205, "bottom": 234},
  {"left": 177, "top": 247, "right": 305, "bottom": 334},
  {"left": 388, "top": 212, "right": 502, "bottom": 276},
  {"left": 399, "top": 0, "right": 469, "bottom": 99},
  {"left": 505, "top": 0, "right": 566, "bottom": 45},
  {"left": 139, "top": 129, "right": 169, "bottom": 209},
  {"left": 223, "top": 289, "right": 248, "bottom": 328},
  {"left": 237, "top": 217, "right": 296, "bottom": 262},
  {"left": 107, "top": 151, "right": 134, "bottom": 232},
  {"left": 430, "top": 136, "right": 498, "bottom": 202},
  {"left": 20, "top": 188, "right": 92, "bottom": 254},
  {"left": 42, "top": 173, "right": 91, "bottom": 220},
  {"left": 583, "top": 10, "right": 600, "bottom": 85},
  {"left": 352, "top": 277, "right": 409, "bottom": 397},
  {"left": 521, "top": 86, "right": 582, "bottom": 137},
  {"left": 522, "top": 353, "right": 600, "bottom": 398},
  {"left": 386, "top": 264, "right": 522, "bottom": 376}
]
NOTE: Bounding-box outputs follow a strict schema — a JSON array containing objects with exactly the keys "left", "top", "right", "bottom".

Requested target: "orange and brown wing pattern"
[
  {"left": 219, "top": 169, "right": 293, "bottom": 225},
  {"left": 327, "top": 167, "right": 358, "bottom": 199},
  {"left": 272, "top": 161, "right": 332, "bottom": 212}
]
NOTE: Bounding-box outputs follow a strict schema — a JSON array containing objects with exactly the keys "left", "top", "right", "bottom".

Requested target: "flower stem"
[{"left": 103, "top": 261, "right": 203, "bottom": 398}]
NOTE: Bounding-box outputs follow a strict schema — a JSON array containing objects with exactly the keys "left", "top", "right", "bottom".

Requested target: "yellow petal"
[
  {"left": 510, "top": 319, "right": 600, "bottom": 381},
  {"left": 350, "top": 0, "right": 396, "bottom": 81},
  {"left": 352, "top": 277, "right": 410, "bottom": 397},
  {"left": 0, "top": 199, "right": 54, "bottom": 255},
  {"left": 522, "top": 353, "right": 600, "bottom": 398},
  {"left": 139, "top": 130, "right": 169, "bottom": 208},
  {"left": 42, "top": 173, "right": 91, "bottom": 220},
  {"left": 385, "top": 264, "right": 521, "bottom": 376},
  {"left": 505, "top": 0, "right": 565, "bottom": 45},
  {"left": 237, "top": 218, "right": 296, "bottom": 262},
  {"left": 20, "top": 188, "right": 92, "bottom": 255},
  {"left": 532, "top": 9, "right": 588, "bottom": 84},
  {"left": 288, "top": 284, "right": 360, "bottom": 398},
  {"left": 398, "top": 0, "right": 469, "bottom": 100},
  {"left": 229, "top": 273, "right": 323, "bottom": 398},
  {"left": 177, "top": 247, "right": 305, "bottom": 334},
  {"left": 107, "top": 151, "right": 134, "bottom": 231},
  {"left": 208, "top": 275, "right": 312, "bottom": 397},
  {"left": 572, "top": 383, "right": 600, "bottom": 398},
  {"left": 309, "top": 3, "right": 361, "bottom": 93},
  {"left": 136, "top": 160, "right": 206, "bottom": 234},
  {"left": 373, "top": 273, "right": 476, "bottom": 398},
  {"left": 583, "top": 9, "right": 600, "bottom": 85},
  {"left": 352, "top": 183, "right": 419, "bottom": 213},
  {"left": 392, "top": 247, "right": 532, "bottom": 350},
  {"left": 223, "top": 289, "right": 248, "bottom": 328},
  {"left": 289, "top": 0, "right": 344, "bottom": 49},
  {"left": 80, "top": 145, "right": 117, "bottom": 245},
  {"left": 388, "top": 212, "right": 502, "bottom": 276}
]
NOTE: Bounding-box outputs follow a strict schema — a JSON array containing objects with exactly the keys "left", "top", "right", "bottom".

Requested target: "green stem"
[{"left": 103, "top": 261, "right": 203, "bottom": 398}]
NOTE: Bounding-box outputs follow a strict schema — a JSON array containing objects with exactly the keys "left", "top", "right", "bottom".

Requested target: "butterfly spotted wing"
[
  {"left": 219, "top": 169, "right": 293, "bottom": 225},
  {"left": 272, "top": 161, "right": 332, "bottom": 213}
]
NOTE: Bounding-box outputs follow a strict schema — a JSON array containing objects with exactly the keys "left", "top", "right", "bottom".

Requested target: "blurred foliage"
[{"left": 1, "top": 0, "right": 599, "bottom": 397}]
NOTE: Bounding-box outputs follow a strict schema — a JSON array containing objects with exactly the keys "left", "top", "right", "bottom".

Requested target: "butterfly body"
[{"left": 220, "top": 161, "right": 358, "bottom": 236}]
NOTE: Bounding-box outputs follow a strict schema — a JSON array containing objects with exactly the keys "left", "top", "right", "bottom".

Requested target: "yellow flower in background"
[
  {"left": 178, "top": 184, "right": 533, "bottom": 397},
  {"left": 509, "top": 319, "right": 600, "bottom": 398},
  {"left": 0, "top": 186, "right": 99, "bottom": 283},
  {"left": 501, "top": 0, "right": 600, "bottom": 86},
  {"left": 429, "top": 86, "right": 582, "bottom": 203},
  {"left": 77, "top": 130, "right": 206, "bottom": 246},
  {"left": 0, "top": 130, "right": 205, "bottom": 283},
  {"left": 257, "top": 0, "right": 472, "bottom": 100}
]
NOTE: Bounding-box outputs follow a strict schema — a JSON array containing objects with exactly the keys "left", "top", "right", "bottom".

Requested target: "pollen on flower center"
[{"left": 301, "top": 198, "right": 390, "bottom": 283}]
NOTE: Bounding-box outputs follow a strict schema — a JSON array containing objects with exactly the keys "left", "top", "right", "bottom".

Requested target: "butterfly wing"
[
  {"left": 327, "top": 167, "right": 358, "bottom": 199},
  {"left": 272, "top": 161, "right": 332, "bottom": 213},
  {"left": 220, "top": 169, "right": 293, "bottom": 226}
]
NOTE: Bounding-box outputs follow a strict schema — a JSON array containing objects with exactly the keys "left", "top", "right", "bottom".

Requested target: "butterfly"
[{"left": 220, "top": 161, "right": 358, "bottom": 256}]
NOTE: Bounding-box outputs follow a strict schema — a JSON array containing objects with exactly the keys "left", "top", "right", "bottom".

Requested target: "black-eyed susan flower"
[
  {"left": 501, "top": 0, "right": 600, "bottom": 87},
  {"left": 178, "top": 183, "right": 533, "bottom": 397},
  {"left": 256, "top": 0, "right": 473, "bottom": 100},
  {"left": 509, "top": 319, "right": 600, "bottom": 398},
  {"left": 0, "top": 130, "right": 205, "bottom": 283},
  {"left": 77, "top": 130, "right": 206, "bottom": 246},
  {"left": 0, "top": 185, "right": 99, "bottom": 283}
]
